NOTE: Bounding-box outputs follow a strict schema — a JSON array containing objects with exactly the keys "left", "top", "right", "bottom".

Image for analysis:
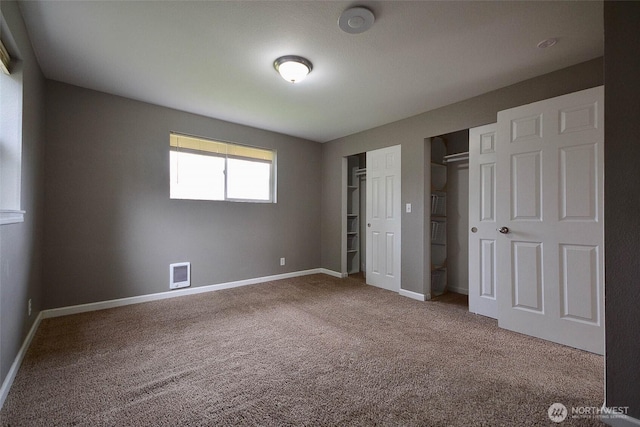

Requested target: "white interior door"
[
  {"left": 496, "top": 86, "right": 604, "bottom": 354},
  {"left": 468, "top": 123, "right": 498, "bottom": 319},
  {"left": 366, "top": 145, "right": 401, "bottom": 292}
]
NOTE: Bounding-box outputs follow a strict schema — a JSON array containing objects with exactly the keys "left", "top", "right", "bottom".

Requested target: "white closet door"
[
  {"left": 468, "top": 123, "right": 498, "bottom": 319},
  {"left": 366, "top": 145, "right": 401, "bottom": 292},
  {"left": 496, "top": 86, "right": 604, "bottom": 354}
]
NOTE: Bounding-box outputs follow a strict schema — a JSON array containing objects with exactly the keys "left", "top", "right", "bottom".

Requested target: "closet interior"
[
  {"left": 429, "top": 130, "right": 469, "bottom": 299},
  {"left": 346, "top": 153, "right": 366, "bottom": 277}
]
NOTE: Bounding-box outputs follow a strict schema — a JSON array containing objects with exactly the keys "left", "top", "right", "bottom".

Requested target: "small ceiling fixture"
[
  {"left": 339, "top": 6, "right": 375, "bottom": 34},
  {"left": 274, "top": 55, "right": 313, "bottom": 83},
  {"left": 537, "top": 38, "right": 557, "bottom": 49}
]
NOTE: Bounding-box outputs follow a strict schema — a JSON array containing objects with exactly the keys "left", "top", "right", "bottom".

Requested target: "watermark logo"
[
  {"left": 548, "top": 403, "right": 568, "bottom": 423},
  {"left": 547, "top": 403, "right": 629, "bottom": 422}
]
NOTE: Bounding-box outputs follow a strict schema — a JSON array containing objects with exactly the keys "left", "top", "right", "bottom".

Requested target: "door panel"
[
  {"left": 468, "top": 124, "right": 498, "bottom": 318},
  {"left": 559, "top": 244, "right": 599, "bottom": 324},
  {"left": 371, "top": 232, "right": 380, "bottom": 274},
  {"left": 511, "top": 114, "right": 542, "bottom": 142},
  {"left": 480, "top": 164, "right": 495, "bottom": 221},
  {"left": 511, "top": 241, "right": 544, "bottom": 312},
  {"left": 385, "top": 233, "right": 394, "bottom": 275},
  {"left": 480, "top": 239, "right": 496, "bottom": 298},
  {"left": 560, "top": 103, "right": 597, "bottom": 134},
  {"left": 511, "top": 151, "right": 542, "bottom": 221},
  {"left": 386, "top": 176, "right": 394, "bottom": 217},
  {"left": 371, "top": 178, "right": 380, "bottom": 219},
  {"left": 496, "top": 86, "right": 604, "bottom": 354},
  {"left": 366, "top": 145, "right": 401, "bottom": 292},
  {"left": 559, "top": 144, "right": 598, "bottom": 221}
]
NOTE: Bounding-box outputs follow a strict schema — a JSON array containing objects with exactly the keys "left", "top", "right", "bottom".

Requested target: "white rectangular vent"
[{"left": 170, "top": 262, "right": 191, "bottom": 289}]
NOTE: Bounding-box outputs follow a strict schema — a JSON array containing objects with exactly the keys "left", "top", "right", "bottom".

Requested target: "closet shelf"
[
  {"left": 430, "top": 136, "right": 448, "bottom": 298},
  {"left": 346, "top": 155, "right": 364, "bottom": 276}
]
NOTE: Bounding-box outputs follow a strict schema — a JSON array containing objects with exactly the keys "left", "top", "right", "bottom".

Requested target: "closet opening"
[
  {"left": 429, "top": 129, "right": 469, "bottom": 306},
  {"left": 344, "top": 153, "right": 366, "bottom": 281}
]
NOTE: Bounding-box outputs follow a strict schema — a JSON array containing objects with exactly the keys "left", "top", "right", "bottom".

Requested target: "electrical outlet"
[
  {"left": 28, "top": 299, "right": 32, "bottom": 316},
  {"left": 280, "top": 257, "right": 285, "bottom": 266}
]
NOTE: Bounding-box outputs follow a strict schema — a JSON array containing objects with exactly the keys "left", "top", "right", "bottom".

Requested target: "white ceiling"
[{"left": 18, "top": 1, "right": 603, "bottom": 143}]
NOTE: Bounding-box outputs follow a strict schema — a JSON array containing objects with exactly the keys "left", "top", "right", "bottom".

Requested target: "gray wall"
[
  {"left": 0, "top": 1, "right": 45, "bottom": 385},
  {"left": 43, "top": 82, "right": 321, "bottom": 309},
  {"left": 321, "top": 58, "right": 604, "bottom": 295},
  {"left": 604, "top": 2, "right": 640, "bottom": 418}
]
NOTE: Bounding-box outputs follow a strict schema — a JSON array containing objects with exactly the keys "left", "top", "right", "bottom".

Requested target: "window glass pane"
[
  {"left": 169, "top": 133, "right": 275, "bottom": 203},
  {"left": 227, "top": 158, "right": 271, "bottom": 201},
  {"left": 170, "top": 151, "right": 224, "bottom": 200},
  {"left": 0, "top": 42, "right": 24, "bottom": 219}
]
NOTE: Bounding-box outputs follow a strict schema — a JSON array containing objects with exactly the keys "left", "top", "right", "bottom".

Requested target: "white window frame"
[
  {"left": 0, "top": 27, "right": 25, "bottom": 225},
  {"left": 169, "top": 132, "right": 277, "bottom": 203}
]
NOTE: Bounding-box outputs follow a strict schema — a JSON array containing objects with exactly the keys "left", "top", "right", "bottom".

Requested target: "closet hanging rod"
[
  {"left": 443, "top": 152, "right": 469, "bottom": 159},
  {"left": 444, "top": 156, "right": 469, "bottom": 163},
  {"left": 355, "top": 168, "right": 367, "bottom": 176},
  {"left": 443, "top": 152, "right": 469, "bottom": 163}
]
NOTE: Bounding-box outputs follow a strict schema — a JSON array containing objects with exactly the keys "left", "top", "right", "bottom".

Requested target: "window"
[
  {"left": 169, "top": 133, "right": 276, "bottom": 202},
  {"left": 0, "top": 31, "right": 25, "bottom": 225}
]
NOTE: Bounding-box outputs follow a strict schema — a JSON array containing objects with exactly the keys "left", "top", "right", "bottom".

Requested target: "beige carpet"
[{"left": 0, "top": 274, "right": 604, "bottom": 426}]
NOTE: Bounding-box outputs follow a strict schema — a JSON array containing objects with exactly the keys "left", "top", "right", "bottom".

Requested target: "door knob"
[
  {"left": 367, "top": 223, "right": 371, "bottom": 227},
  {"left": 498, "top": 226, "right": 510, "bottom": 234}
]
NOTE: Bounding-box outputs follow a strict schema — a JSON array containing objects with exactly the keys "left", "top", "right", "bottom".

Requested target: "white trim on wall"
[
  {"left": 319, "top": 268, "right": 344, "bottom": 279},
  {"left": 446, "top": 285, "right": 469, "bottom": 296},
  {"left": 42, "top": 268, "right": 342, "bottom": 319},
  {"left": 0, "top": 312, "right": 43, "bottom": 410},
  {"left": 399, "top": 288, "right": 427, "bottom": 301},
  {"left": 601, "top": 408, "right": 640, "bottom": 427},
  {"left": 0, "top": 210, "right": 25, "bottom": 225}
]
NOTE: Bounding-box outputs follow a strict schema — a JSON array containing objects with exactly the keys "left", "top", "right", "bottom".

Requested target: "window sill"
[{"left": 0, "top": 210, "right": 26, "bottom": 225}]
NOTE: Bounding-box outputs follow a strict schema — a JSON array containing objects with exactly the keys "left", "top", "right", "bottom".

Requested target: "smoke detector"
[
  {"left": 339, "top": 7, "right": 375, "bottom": 34},
  {"left": 537, "top": 38, "right": 558, "bottom": 49}
]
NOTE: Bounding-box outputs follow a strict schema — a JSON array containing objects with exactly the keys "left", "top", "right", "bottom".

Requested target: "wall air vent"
[{"left": 169, "top": 262, "right": 190, "bottom": 289}]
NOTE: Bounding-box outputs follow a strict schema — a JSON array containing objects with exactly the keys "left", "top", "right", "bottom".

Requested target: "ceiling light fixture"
[
  {"left": 537, "top": 38, "right": 557, "bottom": 49},
  {"left": 273, "top": 55, "right": 313, "bottom": 83}
]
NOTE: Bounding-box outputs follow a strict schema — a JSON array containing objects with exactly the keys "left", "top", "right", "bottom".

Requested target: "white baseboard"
[
  {"left": 399, "top": 288, "right": 427, "bottom": 301},
  {"left": 601, "top": 407, "right": 640, "bottom": 427},
  {"left": 446, "top": 285, "right": 469, "bottom": 296},
  {"left": 319, "top": 268, "right": 344, "bottom": 278},
  {"left": 42, "top": 268, "right": 343, "bottom": 319},
  {"left": 0, "top": 312, "right": 43, "bottom": 410}
]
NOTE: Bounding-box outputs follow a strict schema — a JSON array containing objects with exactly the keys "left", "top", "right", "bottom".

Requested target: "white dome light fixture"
[{"left": 274, "top": 55, "right": 313, "bottom": 83}]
